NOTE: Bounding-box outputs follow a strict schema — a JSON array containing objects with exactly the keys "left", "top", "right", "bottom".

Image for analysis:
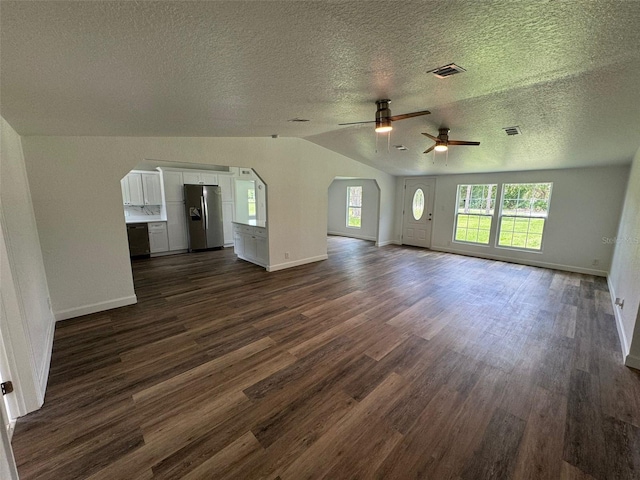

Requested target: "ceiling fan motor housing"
[{"left": 375, "top": 99, "right": 392, "bottom": 130}]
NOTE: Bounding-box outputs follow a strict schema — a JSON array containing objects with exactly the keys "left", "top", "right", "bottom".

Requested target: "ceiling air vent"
[
  {"left": 427, "top": 63, "right": 466, "bottom": 78},
  {"left": 503, "top": 126, "right": 522, "bottom": 136}
]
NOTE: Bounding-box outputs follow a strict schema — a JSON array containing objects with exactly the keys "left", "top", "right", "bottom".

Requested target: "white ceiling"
[{"left": 2, "top": 1, "right": 640, "bottom": 175}]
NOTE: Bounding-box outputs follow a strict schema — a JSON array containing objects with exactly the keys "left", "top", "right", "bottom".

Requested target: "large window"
[
  {"left": 454, "top": 184, "right": 497, "bottom": 245},
  {"left": 498, "top": 183, "right": 552, "bottom": 250},
  {"left": 347, "top": 186, "right": 362, "bottom": 228}
]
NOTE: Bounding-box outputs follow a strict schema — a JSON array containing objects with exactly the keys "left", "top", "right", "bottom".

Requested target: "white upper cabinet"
[
  {"left": 182, "top": 171, "right": 201, "bottom": 185},
  {"left": 163, "top": 171, "right": 184, "bottom": 202},
  {"left": 200, "top": 172, "right": 219, "bottom": 185},
  {"left": 121, "top": 177, "right": 131, "bottom": 205},
  {"left": 121, "top": 171, "right": 161, "bottom": 206},
  {"left": 183, "top": 171, "right": 219, "bottom": 185},
  {"left": 121, "top": 173, "right": 144, "bottom": 206},
  {"left": 142, "top": 173, "right": 163, "bottom": 205}
]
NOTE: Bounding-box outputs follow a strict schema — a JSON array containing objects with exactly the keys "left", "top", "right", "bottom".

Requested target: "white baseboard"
[
  {"left": 625, "top": 354, "right": 640, "bottom": 370},
  {"left": 267, "top": 255, "right": 328, "bottom": 272},
  {"left": 54, "top": 295, "right": 137, "bottom": 321},
  {"left": 607, "top": 276, "right": 630, "bottom": 361},
  {"left": 430, "top": 246, "right": 608, "bottom": 277},
  {"left": 328, "top": 231, "right": 376, "bottom": 242},
  {"left": 376, "top": 239, "right": 400, "bottom": 247}
]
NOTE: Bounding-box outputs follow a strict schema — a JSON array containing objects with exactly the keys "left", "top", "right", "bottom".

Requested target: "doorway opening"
[{"left": 327, "top": 178, "right": 381, "bottom": 246}]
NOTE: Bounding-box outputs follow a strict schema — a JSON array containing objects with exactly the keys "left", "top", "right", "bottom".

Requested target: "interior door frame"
[{"left": 401, "top": 177, "right": 437, "bottom": 248}]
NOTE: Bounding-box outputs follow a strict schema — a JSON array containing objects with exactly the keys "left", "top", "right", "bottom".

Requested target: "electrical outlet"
[{"left": 285, "top": 252, "right": 290, "bottom": 259}]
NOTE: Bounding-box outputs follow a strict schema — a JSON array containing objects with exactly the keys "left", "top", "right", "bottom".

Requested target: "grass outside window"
[
  {"left": 497, "top": 183, "right": 552, "bottom": 251},
  {"left": 455, "top": 214, "right": 492, "bottom": 244}
]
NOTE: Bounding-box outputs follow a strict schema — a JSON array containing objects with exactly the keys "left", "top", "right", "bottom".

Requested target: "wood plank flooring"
[{"left": 11, "top": 237, "right": 640, "bottom": 479}]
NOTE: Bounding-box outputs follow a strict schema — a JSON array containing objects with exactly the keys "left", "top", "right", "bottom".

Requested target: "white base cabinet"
[
  {"left": 148, "top": 222, "right": 169, "bottom": 253},
  {"left": 232, "top": 223, "right": 268, "bottom": 268}
]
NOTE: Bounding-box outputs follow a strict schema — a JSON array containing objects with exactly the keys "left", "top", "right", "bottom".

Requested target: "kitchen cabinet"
[
  {"left": 232, "top": 222, "right": 268, "bottom": 268},
  {"left": 121, "top": 171, "right": 162, "bottom": 206},
  {"left": 183, "top": 171, "right": 218, "bottom": 185},
  {"left": 121, "top": 173, "right": 144, "bottom": 206},
  {"left": 142, "top": 173, "right": 163, "bottom": 205},
  {"left": 148, "top": 222, "right": 169, "bottom": 253},
  {"left": 163, "top": 171, "right": 184, "bottom": 202},
  {"left": 166, "top": 203, "right": 188, "bottom": 251}
]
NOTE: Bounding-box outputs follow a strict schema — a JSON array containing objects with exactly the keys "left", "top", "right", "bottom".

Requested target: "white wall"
[
  {"left": 394, "top": 166, "right": 629, "bottom": 276},
  {"left": 608, "top": 148, "right": 640, "bottom": 368},
  {"left": 328, "top": 179, "right": 379, "bottom": 242},
  {"left": 19, "top": 136, "right": 396, "bottom": 319},
  {"left": 0, "top": 117, "right": 54, "bottom": 414}
]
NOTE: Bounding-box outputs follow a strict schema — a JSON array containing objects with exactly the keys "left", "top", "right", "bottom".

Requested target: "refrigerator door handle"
[{"left": 201, "top": 195, "right": 208, "bottom": 231}]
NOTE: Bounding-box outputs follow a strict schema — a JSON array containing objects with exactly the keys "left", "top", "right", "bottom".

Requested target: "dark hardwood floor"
[{"left": 11, "top": 237, "right": 640, "bottom": 479}]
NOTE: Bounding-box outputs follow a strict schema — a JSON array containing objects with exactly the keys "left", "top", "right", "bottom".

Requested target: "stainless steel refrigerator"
[{"left": 184, "top": 184, "right": 224, "bottom": 251}]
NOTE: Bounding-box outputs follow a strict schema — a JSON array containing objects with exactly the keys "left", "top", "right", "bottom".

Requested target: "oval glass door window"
[{"left": 412, "top": 189, "right": 425, "bottom": 220}]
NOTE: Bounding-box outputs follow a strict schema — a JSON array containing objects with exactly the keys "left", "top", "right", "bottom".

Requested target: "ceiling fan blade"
[
  {"left": 447, "top": 140, "right": 481, "bottom": 146},
  {"left": 423, "top": 145, "right": 435, "bottom": 154},
  {"left": 338, "top": 120, "right": 377, "bottom": 126},
  {"left": 389, "top": 110, "right": 431, "bottom": 122},
  {"left": 421, "top": 132, "right": 438, "bottom": 141}
]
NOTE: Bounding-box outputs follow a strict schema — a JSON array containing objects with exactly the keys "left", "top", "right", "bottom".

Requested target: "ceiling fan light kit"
[
  {"left": 422, "top": 128, "right": 480, "bottom": 154},
  {"left": 339, "top": 98, "right": 431, "bottom": 134}
]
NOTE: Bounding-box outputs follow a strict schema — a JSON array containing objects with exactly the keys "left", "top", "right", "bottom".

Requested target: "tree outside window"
[
  {"left": 454, "top": 184, "right": 497, "bottom": 245},
  {"left": 247, "top": 187, "right": 256, "bottom": 220},
  {"left": 347, "top": 186, "right": 362, "bottom": 228},
  {"left": 498, "top": 183, "right": 552, "bottom": 250}
]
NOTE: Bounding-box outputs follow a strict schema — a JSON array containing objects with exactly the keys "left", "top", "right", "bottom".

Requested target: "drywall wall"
[
  {"left": 608, "top": 147, "right": 640, "bottom": 368},
  {"left": 19, "top": 136, "right": 395, "bottom": 319},
  {"left": 328, "top": 179, "right": 379, "bottom": 241},
  {"left": 394, "top": 165, "right": 629, "bottom": 276},
  {"left": 0, "top": 117, "right": 54, "bottom": 413}
]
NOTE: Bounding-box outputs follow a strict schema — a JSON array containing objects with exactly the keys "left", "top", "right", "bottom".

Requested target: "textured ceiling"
[{"left": 1, "top": 1, "right": 640, "bottom": 175}]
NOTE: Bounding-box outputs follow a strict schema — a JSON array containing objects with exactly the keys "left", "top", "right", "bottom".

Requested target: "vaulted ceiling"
[{"left": 2, "top": 1, "right": 640, "bottom": 175}]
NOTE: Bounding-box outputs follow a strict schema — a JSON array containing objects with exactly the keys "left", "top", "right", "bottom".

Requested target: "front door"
[{"left": 402, "top": 178, "right": 435, "bottom": 248}]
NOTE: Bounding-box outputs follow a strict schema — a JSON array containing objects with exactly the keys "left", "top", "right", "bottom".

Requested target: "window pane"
[
  {"left": 348, "top": 186, "right": 362, "bottom": 207},
  {"left": 347, "top": 207, "right": 361, "bottom": 228},
  {"left": 412, "top": 189, "right": 425, "bottom": 220},
  {"left": 454, "top": 184, "right": 497, "bottom": 246},
  {"left": 498, "top": 217, "right": 546, "bottom": 250},
  {"left": 347, "top": 186, "right": 363, "bottom": 228},
  {"left": 498, "top": 183, "right": 551, "bottom": 251}
]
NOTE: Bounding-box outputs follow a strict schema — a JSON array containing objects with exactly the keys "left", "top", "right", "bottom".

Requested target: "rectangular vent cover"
[
  {"left": 428, "top": 63, "right": 466, "bottom": 78},
  {"left": 503, "top": 126, "right": 522, "bottom": 136}
]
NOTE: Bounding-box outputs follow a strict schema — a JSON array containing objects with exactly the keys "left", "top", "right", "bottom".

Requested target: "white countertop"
[
  {"left": 233, "top": 220, "right": 267, "bottom": 228},
  {"left": 125, "top": 216, "right": 165, "bottom": 224}
]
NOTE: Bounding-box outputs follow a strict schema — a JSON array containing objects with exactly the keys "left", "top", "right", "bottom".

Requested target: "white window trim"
[
  {"left": 452, "top": 184, "right": 497, "bottom": 247},
  {"left": 346, "top": 185, "right": 362, "bottom": 229}
]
